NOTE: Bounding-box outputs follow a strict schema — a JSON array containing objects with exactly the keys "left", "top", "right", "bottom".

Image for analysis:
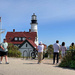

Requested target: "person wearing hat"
[
  {"left": 37, "top": 41, "right": 44, "bottom": 64},
  {"left": 0, "top": 39, "right": 9, "bottom": 64}
]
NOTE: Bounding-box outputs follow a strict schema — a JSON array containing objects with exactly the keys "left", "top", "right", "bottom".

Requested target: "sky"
[{"left": 0, "top": 0, "right": 75, "bottom": 46}]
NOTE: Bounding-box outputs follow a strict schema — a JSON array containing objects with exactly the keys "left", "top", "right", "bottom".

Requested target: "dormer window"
[
  {"left": 15, "top": 37, "right": 17, "bottom": 41},
  {"left": 28, "top": 37, "right": 31, "bottom": 39},
  {"left": 22, "top": 37, "right": 25, "bottom": 41},
  {"left": 9, "top": 37, "right": 12, "bottom": 39},
  {"left": 19, "top": 37, "right": 21, "bottom": 41}
]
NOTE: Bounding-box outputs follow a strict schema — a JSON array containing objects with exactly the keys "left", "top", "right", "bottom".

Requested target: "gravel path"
[{"left": 0, "top": 57, "right": 75, "bottom": 75}]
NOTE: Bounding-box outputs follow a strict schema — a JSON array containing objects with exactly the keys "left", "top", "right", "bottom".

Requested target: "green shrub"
[
  {"left": 8, "top": 43, "right": 21, "bottom": 57},
  {"left": 44, "top": 52, "right": 48, "bottom": 57},
  {"left": 69, "top": 61, "right": 75, "bottom": 69},
  {"left": 59, "top": 50, "right": 75, "bottom": 69}
]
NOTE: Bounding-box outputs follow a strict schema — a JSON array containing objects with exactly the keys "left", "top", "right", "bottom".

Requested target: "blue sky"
[{"left": 0, "top": 0, "right": 75, "bottom": 46}]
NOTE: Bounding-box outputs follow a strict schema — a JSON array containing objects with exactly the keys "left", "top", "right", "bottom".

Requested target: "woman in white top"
[{"left": 60, "top": 42, "right": 67, "bottom": 57}]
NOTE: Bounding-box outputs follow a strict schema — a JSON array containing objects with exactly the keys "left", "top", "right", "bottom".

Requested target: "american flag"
[{"left": 0, "top": 17, "right": 1, "bottom": 22}]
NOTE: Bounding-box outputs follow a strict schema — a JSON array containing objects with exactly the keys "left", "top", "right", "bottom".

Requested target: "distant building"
[
  {"left": 6, "top": 13, "right": 47, "bottom": 57},
  {"left": 6, "top": 13, "right": 38, "bottom": 57}
]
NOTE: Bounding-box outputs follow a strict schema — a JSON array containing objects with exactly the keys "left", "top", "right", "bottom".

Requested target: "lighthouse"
[
  {"left": 30, "top": 13, "right": 38, "bottom": 45},
  {"left": 30, "top": 13, "right": 38, "bottom": 32}
]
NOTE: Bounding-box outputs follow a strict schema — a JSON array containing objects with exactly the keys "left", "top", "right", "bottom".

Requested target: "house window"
[
  {"left": 35, "top": 38, "right": 37, "bottom": 41},
  {"left": 19, "top": 37, "right": 21, "bottom": 41},
  {"left": 26, "top": 44, "right": 27, "bottom": 47},
  {"left": 35, "top": 37, "right": 37, "bottom": 41},
  {"left": 22, "top": 37, "right": 25, "bottom": 41},
  {"left": 28, "top": 37, "right": 31, "bottom": 39},
  {"left": 9, "top": 37, "right": 12, "bottom": 39},
  {"left": 15, "top": 37, "right": 17, "bottom": 41}
]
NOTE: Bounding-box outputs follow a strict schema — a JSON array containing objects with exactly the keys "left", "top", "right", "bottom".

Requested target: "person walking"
[
  {"left": 0, "top": 39, "right": 9, "bottom": 64},
  {"left": 53, "top": 40, "right": 60, "bottom": 64},
  {"left": 60, "top": 42, "right": 67, "bottom": 57},
  {"left": 37, "top": 41, "right": 44, "bottom": 64}
]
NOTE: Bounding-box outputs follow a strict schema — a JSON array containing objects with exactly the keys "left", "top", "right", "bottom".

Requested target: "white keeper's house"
[{"left": 6, "top": 13, "right": 39, "bottom": 57}]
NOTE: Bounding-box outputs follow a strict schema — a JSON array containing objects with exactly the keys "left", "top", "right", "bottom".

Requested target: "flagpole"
[
  {"left": 0, "top": 17, "right": 2, "bottom": 42},
  {"left": 0, "top": 17, "right": 2, "bottom": 43}
]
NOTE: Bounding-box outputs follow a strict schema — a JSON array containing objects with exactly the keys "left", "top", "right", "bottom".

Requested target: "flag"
[{"left": 0, "top": 17, "right": 1, "bottom": 22}]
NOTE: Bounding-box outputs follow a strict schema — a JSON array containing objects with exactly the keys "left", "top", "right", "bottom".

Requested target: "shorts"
[{"left": 0, "top": 51, "right": 8, "bottom": 56}]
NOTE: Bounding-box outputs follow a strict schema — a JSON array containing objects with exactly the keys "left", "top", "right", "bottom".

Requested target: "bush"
[
  {"left": 59, "top": 50, "right": 75, "bottom": 69},
  {"left": 44, "top": 52, "right": 48, "bottom": 57},
  {"left": 8, "top": 43, "right": 21, "bottom": 57}
]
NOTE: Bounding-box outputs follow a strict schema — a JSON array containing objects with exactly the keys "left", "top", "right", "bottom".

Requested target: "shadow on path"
[
  {"left": 43, "top": 63, "right": 53, "bottom": 65},
  {"left": 23, "top": 63, "right": 54, "bottom": 65},
  {"left": 54, "top": 65, "right": 75, "bottom": 71},
  {"left": 0, "top": 73, "right": 4, "bottom": 75},
  {"left": 23, "top": 63, "right": 37, "bottom": 64}
]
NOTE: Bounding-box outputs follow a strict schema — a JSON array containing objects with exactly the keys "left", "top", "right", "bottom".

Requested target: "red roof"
[
  {"left": 6, "top": 31, "right": 37, "bottom": 45},
  {"left": 7, "top": 41, "right": 23, "bottom": 44},
  {"left": 27, "top": 39, "right": 37, "bottom": 48}
]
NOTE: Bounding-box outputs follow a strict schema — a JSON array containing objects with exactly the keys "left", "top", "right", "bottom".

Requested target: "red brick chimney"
[
  {"left": 13, "top": 29, "right": 15, "bottom": 33},
  {"left": 29, "top": 29, "right": 31, "bottom": 32}
]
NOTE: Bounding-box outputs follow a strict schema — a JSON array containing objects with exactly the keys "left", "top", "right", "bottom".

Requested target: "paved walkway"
[{"left": 0, "top": 57, "right": 75, "bottom": 75}]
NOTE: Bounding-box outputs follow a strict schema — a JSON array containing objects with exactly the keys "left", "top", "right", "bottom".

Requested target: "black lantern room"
[{"left": 31, "top": 13, "right": 38, "bottom": 24}]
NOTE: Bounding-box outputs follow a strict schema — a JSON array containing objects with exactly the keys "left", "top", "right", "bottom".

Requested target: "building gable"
[
  {"left": 20, "top": 42, "right": 33, "bottom": 49},
  {"left": 19, "top": 40, "right": 35, "bottom": 49}
]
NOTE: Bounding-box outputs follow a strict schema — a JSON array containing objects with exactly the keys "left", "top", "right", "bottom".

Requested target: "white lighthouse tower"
[{"left": 30, "top": 13, "right": 38, "bottom": 46}]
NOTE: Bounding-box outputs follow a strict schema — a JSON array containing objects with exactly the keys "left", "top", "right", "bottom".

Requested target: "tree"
[
  {"left": 47, "top": 45, "right": 53, "bottom": 58},
  {"left": 69, "top": 46, "right": 75, "bottom": 50},
  {"left": 8, "top": 43, "right": 21, "bottom": 57}
]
